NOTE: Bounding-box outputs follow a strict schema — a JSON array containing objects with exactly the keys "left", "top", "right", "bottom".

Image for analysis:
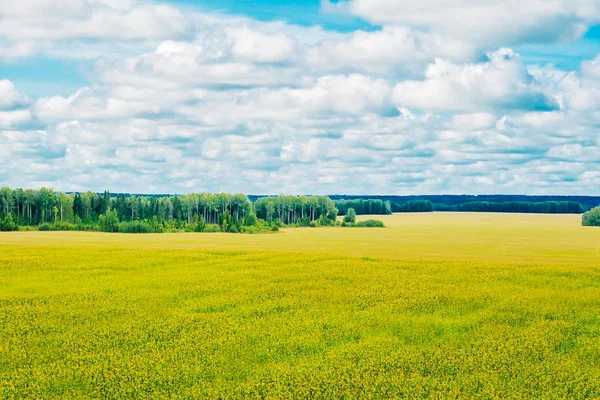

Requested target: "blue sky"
[{"left": 1, "top": 0, "right": 600, "bottom": 194}]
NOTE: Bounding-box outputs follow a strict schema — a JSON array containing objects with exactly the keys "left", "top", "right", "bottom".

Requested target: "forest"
[
  {"left": 440, "top": 201, "right": 584, "bottom": 214},
  {"left": 1, "top": 187, "right": 593, "bottom": 233},
  {"left": 330, "top": 194, "right": 597, "bottom": 212},
  {"left": 334, "top": 198, "right": 583, "bottom": 215},
  {"left": 0, "top": 188, "right": 341, "bottom": 233}
]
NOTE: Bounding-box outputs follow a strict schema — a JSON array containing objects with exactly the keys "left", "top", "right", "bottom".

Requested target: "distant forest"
[
  {"left": 0, "top": 188, "right": 595, "bottom": 232},
  {"left": 327, "top": 195, "right": 598, "bottom": 213},
  {"left": 332, "top": 198, "right": 584, "bottom": 215}
]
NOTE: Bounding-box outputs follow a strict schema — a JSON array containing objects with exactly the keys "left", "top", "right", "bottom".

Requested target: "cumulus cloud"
[
  {"left": 225, "top": 27, "right": 298, "bottom": 63},
  {"left": 306, "top": 26, "right": 477, "bottom": 75},
  {"left": 0, "top": 80, "right": 32, "bottom": 128},
  {"left": 1, "top": 0, "right": 600, "bottom": 194},
  {"left": 559, "top": 55, "right": 600, "bottom": 111},
  {"left": 0, "top": 80, "right": 30, "bottom": 109},
  {"left": 328, "top": 0, "right": 600, "bottom": 47},
  {"left": 392, "top": 49, "right": 558, "bottom": 112},
  {"left": 0, "top": 0, "right": 191, "bottom": 41}
]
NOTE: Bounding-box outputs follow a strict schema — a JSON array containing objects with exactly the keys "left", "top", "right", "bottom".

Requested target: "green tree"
[
  {"left": 0, "top": 213, "right": 17, "bottom": 231},
  {"left": 194, "top": 215, "right": 206, "bottom": 232},
  {"left": 582, "top": 207, "right": 600, "bottom": 227},
  {"left": 52, "top": 206, "right": 59, "bottom": 224},
  {"left": 73, "top": 194, "right": 84, "bottom": 220},
  {"left": 101, "top": 191, "right": 111, "bottom": 214},
  {"left": 244, "top": 212, "right": 257, "bottom": 227},
  {"left": 344, "top": 208, "right": 357, "bottom": 223},
  {"left": 99, "top": 209, "right": 119, "bottom": 232}
]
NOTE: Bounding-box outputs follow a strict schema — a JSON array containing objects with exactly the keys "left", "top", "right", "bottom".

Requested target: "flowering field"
[{"left": 1, "top": 213, "right": 600, "bottom": 398}]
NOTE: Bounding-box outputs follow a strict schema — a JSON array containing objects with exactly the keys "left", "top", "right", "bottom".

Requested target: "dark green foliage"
[
  {"left": 118, "top": 221, "right": 154, "bottom": 234},
  {"left": 99, "top": 209, "right": 119, "bottom": 233},
  {"left": 335, "top": 199, "right": 392, "bottom": 216},
  {"left": 0, "top": 213, "right": 17, "bottom": 231},
  {"left": 297, "top": 217, "right": 311, "bottom": 227},
  {"left": 244, "top": 212, "right": 257, "bottom": 227},
  {"left": 393, "top": 200, "right": 434, "bottom": 213},
  {"left": 582, "top": 207, "right": 600, "bottom": 226},
  {"left": 219, "top": 211, "right": 231, "bottom": 232},
  {"left": 72, "top": 194, "right": 84, "bottom": 219},
  {"left": 37, "top": 223, "right": 52, "bottom": 231},
  {"left": 342, "top": 219, "right": 385, "bottom": 228},
  {"left": 439, "top": 201, "right": 583, "bottom": 214},
  {"left": 354, "top": 220, "right": 385, "bottom": 228},
  {"left": 36, "top": 222, "right": 76, "bottom": 231},
  {"left": 101, "top": 191, "right": 111, "bottom": 215},
  {"left": 194, "top": 216, "right": 206, "bottom": 232},
  {"left": 343, "top": 208, "right": 357, "bottom": 223}
]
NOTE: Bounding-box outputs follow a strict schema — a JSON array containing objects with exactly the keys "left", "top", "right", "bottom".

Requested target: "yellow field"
[{"left": 1, "top": 213, "right": 600, "bottom": 398}]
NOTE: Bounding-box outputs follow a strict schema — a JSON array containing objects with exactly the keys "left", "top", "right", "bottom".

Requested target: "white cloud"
[
  {"left": 0, "top": 1, "right": 191, "bottom": 42},
  {"left": 448, "top": 113, "right": 498, "bottom": 131},
  {"left": 329, "top": 0, "right": 600, "bottom": 47},
  {"left": 0, "top": 80, "right": 30, "bottom": 109},
  {"left": 306, "top": 26, "right": 477, "bottom": 75},
  {"left": 559, "top": 54, "right": 600, "bottom": 111},
  {"left": 1, "top": 0, "right": 600, "bottom": 195},
  {"left": 226, "top": 27, "right": 298, "bottom": 63},
  {"left": 35, "top": 88, "right": 161, "bottom": 122},
  {"left": 392, "top": 49, "right": 557, "bottom": 112}
]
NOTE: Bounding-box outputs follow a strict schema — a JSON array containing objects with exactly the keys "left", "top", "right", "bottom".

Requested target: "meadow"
[{"left": 1, "top": 213, "right": 600, "bottom": 398}]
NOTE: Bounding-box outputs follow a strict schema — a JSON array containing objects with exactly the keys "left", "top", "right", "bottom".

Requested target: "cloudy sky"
[{"left": 1, "top": 0, "right": 599, "bottom": 195}]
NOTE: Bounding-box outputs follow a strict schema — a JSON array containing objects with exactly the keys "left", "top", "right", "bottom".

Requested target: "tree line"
[
  {"left": 330, "top": 194, "right": 599, "bottom": 212},
  {"left": 335, "top": 198, "right": 584, "bottom": 215},
  {"left": 334, "top": 199, "right": 392, "bottom": 216},
  {"left": 439, "top": 201, "right": 584, "bottom": 214},
  {"left": 0, "top": 187, "right": 341, "bottom": 233}
]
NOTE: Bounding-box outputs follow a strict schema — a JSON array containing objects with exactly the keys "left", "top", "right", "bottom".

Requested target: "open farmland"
[{"left": 1, "top": 213, "right": 600, "bottom": 398}]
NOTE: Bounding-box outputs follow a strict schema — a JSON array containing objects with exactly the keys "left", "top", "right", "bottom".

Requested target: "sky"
[{"left": 1, "top": 0, "right": 600, "bottom": 195}]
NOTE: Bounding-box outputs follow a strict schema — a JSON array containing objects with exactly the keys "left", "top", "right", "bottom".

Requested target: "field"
[{"left": 1, "top": 213, "right": 600, "bottom": 398}]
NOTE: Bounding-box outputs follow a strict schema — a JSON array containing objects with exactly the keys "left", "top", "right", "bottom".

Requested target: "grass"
[{"left": 1, "top": 213, "right": 600, "bottom": 398}]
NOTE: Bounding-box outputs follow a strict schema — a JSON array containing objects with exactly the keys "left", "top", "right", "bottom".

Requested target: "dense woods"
[
  {"left": 0, "top": 188, "right": 340, "bottom": 233},
  {"left": 440, "top": 201, "right": 584, "bottom": 214},
  {"left": 392, "top": 200, "right": 434, "bottom": 213},
  {"left": 330, "top": 195, "right": 597, "bottom": 213},
  {"left": 335, "top": 199, "right": 392, "bottom": 215},
  {"left": 334, "top": 198, "right": 583, "bottom": 215}
]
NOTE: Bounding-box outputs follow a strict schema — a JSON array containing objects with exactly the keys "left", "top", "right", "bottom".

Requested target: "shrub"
[
  {"left": 343, "top": 208, "right": 357, "bottom": 224},
  {"left": 193, "top": 216, "right": 206, "bottom": 232},
  {"left": 0, "top": 213, "right": 18, "bottom": 231},
  {"left": 582, "top": 207, "right": 600, "bottom": 227},
  {"left": 297, "top": 217, "right": 311, "bottom": 227},
  {"left": 118, "top": 221, "right": 153, "bottom": 234},
  {"left": 205, "top": 224, "right": 220, "bottom": 233},
  {"left": 318, "top": 215, "right": 334, "bottom": 226},
  {"left": 38, "top": 223, "right": 52, "bottom": 231},
  {"left": 271, "top": 225, "right": 279, "bottom": 232},
  {"left": 244, "top": 213, "right": 258, "bottom": 227},
  {"left": 355, "top": 219, "right": 385, "bottom": 228}
]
